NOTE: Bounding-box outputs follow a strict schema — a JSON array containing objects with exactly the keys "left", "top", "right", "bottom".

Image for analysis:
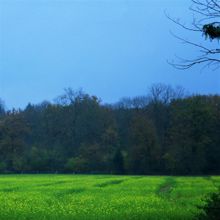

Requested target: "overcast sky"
[{"left": 0, "top": 0, "right": 220, "bottom": 109}]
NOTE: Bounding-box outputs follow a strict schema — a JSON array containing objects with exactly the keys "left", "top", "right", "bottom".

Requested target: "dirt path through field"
[{"left": 157, "top": 177, "right": 176, "bottom": 197}]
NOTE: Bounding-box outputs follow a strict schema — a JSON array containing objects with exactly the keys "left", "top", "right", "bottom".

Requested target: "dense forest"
[{"left": 0, "top": 84, "right": 220, "bottom": 175}]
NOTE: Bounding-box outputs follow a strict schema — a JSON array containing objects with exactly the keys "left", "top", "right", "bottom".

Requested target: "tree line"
[{"left": 0, "top": 84, "right": 220, "bottom": 175}]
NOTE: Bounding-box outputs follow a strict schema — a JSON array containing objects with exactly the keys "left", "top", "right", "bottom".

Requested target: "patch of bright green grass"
[{"left": 0, "top": 175, "right": 219, "bottom": 220}]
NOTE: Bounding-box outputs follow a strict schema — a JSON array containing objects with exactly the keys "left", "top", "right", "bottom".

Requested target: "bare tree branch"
[
  {"left": 168, "top": 0, "right": 220, "bottom": 69},
  {"left": 165, "top": 11, "right": 202, "bottom": 32}
]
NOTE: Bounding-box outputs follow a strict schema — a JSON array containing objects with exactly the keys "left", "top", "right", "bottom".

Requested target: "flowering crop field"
[{"left": 0, "top": 175, "right": 219, "bottom": 220}]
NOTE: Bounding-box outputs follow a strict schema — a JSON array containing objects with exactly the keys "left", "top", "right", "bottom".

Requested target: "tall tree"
[
  {"left": 129, "top": 114, "right": 160, "bottom": 174},
  {"left": 0, "top": 111, "right": 29, "bottom": 172},
  {"left": 166, "top": 96, "right": 216, "bottom": 174}
]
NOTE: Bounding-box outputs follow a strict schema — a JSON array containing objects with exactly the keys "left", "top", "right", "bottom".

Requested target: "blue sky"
[{"left": 0, "top": 0, "right": 220, "bottom": 109}]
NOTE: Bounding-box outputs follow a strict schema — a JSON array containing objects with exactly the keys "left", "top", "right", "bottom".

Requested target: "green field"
[{"left": 0, "top": 175, "right": 219, "bottom": 220}]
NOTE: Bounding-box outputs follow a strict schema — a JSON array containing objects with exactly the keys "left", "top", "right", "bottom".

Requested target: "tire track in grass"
[
  {"left": 55, "top": 188, "right": 86, "bottom": 198},
  {"left": 156, "top": 177, "right": 176, "bottom": 198},
  {"left": 0, "top": 187, "right": 20, "bottom": 193},
  {"left": 209, "top": 176, "right": 220, "bottom": 190},
  {"left": 95, "top": 179, "right": 125, "bottom": 188},
  {"left": 203, "top": 175, "right": 217, "bottom": 189},
  {"left": 37, "top": 180, "right": 68, "bottom": 187}
]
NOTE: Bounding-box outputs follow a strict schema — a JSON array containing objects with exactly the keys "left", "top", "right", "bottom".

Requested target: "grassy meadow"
[{"left": 0, "top": 175, "right": 219, "bottom": 220}]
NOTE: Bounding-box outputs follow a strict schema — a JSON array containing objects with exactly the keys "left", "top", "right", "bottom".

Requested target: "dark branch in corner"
[{"left": 167, "top": 0, "right": 220, "bottom": 70}]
